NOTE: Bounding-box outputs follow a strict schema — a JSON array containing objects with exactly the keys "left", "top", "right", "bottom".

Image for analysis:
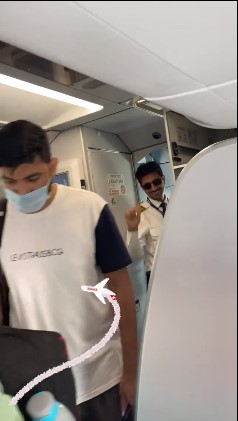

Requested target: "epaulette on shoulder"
[{"left": 138, "top": 202, "right": 150, "bottom": 212}]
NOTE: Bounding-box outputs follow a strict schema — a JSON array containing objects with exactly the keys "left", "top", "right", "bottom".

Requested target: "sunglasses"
[{"left": 142, "top": 177, "right": 163, "bottom": 190}]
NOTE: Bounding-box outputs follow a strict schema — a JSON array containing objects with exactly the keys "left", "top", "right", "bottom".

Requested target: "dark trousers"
[{"left": 75, "top": 384, "right": 122, "bottom": 421}]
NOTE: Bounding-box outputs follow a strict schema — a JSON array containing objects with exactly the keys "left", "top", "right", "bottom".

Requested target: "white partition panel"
[
  {"left": 136, "top": 139, "right": 237, "bottom": 421},
  {"left": 88, "top": 149, "right": 137, "bottom": 240}
]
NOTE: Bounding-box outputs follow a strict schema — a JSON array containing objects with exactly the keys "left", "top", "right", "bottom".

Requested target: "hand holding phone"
[{"left": 122, "top": 404, "right": 133, "bottom": 420}]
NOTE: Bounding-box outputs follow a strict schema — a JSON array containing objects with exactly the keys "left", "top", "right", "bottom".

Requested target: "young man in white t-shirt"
[{"left": 0, "top": 120, "right": 137, "bottom": 421}]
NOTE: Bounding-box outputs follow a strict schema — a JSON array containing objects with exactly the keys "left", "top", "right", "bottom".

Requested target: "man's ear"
[{"left": 50, "top": 157, "right": 58, "bottom": 176}]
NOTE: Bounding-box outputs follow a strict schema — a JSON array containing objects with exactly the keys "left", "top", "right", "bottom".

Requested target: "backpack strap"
[{"left": 0, "top": 198, "right": 9, "bottom": 325}]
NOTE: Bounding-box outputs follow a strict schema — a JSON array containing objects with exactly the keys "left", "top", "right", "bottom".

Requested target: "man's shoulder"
[
  {"left": 139, "top": 201, "right": 150, "bottom": 211},
  {"left": 58, "top": 185, "right": 107, "bottom": 209}
]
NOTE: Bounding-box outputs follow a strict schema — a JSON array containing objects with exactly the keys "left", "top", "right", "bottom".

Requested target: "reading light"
[{"left": 0, "top": 74, "right": 103, "bottom": 112}]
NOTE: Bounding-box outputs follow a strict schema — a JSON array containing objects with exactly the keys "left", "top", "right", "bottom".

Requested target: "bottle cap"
[{"left": 26, "top": 391, "right": 59, "bottom": 420}]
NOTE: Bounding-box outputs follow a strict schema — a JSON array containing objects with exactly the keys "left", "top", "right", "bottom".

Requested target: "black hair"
[
  {"left": 0, "top": 120, "right": 51, "bottom": 168},
  {"left": 135, "top": 161, "right": 163, "bottom": 184}
]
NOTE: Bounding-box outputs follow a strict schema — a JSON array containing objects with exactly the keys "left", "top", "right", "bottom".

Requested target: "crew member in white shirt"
[{"left": 125, "top": 162, "right": 169, "bottom": 287}]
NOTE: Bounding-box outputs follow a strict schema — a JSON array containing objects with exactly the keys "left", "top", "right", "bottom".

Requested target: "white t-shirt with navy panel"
[{"left": 0, "top": 184, "right": 131, "bottom": 404}]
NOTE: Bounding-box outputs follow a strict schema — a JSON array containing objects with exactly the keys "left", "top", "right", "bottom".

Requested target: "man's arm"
[
  {"left": 107, "top": 268, "right": 138, "bottom": 410},
  {"left": 95, "top": 205, "right": 138, "bottom": 411}
]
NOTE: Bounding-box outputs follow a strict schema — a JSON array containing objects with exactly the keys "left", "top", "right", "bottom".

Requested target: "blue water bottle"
[{"left": 26, "top": 391, "right": 76, "bottom": 421}]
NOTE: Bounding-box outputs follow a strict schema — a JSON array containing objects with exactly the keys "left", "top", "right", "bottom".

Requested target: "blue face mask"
[{"left": 4, "top": 184, "right": 50, "bottom": 213}]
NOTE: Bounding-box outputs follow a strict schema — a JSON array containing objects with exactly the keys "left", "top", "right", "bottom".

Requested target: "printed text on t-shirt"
[{"left": 10, "top": 248, "right": 64, "bottom": 261}]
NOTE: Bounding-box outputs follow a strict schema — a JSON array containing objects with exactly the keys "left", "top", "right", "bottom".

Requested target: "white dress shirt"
[{"left": 127, "top": 196, "right": 169, "bottom": 272}]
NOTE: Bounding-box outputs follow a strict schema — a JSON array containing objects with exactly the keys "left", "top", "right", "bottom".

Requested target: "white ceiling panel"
[
  {"left": 150, "top": 89, "right": 237, "bottom": 129},
  {"left": 77, "top": 1, "right": 237, "bottom": 85},
  {"left": 0, "top": 1, "right": 236, "bottom": 129},
  {"left": 84, "top": 107, "right": 159, "bottom": 133},
  {"left": 210, "top": 80, "right": 237, "bottom": 108},
  {"left": 0, "top": 1, "right": 205, "bottom": 98}
]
